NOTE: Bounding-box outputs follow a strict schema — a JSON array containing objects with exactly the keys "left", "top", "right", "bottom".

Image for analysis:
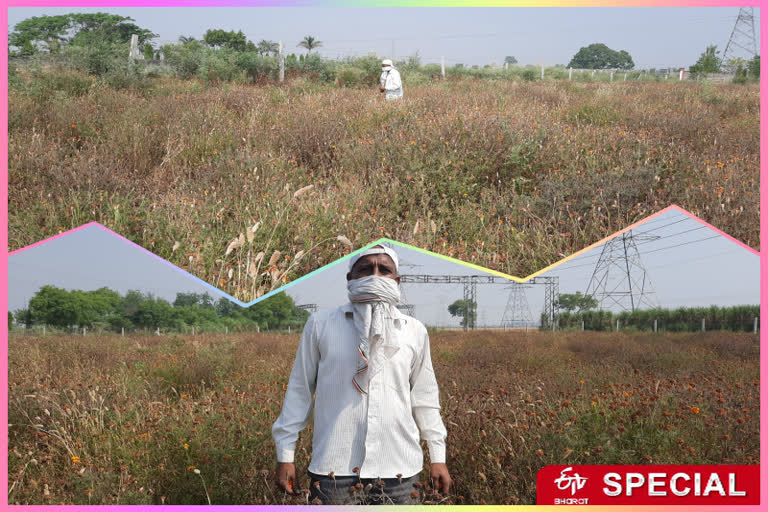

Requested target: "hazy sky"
[
  {"left": 8, "top": 225, "right": 227, "bottom": 313},
  {"left": 9, "top": 210, "right": 758, "bottom": 328},
  {"left": 8, "top": 7, "right": 761, "bottom": 68}
]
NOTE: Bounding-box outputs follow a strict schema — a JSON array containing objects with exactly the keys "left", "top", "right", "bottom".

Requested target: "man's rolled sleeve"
[{"left": 271, "top": 314, "right": 319, "bottom": 463}]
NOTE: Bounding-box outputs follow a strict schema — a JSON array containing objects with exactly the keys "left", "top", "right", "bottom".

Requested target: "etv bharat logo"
[{"left": 555, "top": 467, "right": 588, "bottom": 496}]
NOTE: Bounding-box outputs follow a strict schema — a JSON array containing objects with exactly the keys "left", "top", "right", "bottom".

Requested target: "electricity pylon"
[
  {"left": 722, "top": 7, "right": 758, "bottom": 64},
  {"left": 501, "top": 284, "right": 533, "bottom": 328},
  {"left": 584, "top": 230, "right": 660, "bottom": 312}
]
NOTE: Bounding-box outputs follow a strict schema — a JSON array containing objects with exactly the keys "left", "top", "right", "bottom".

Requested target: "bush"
[
  {"left": 23, "top": 68, "right": 94, "bottom": 99},
  {"left": 235, "top": 51, "right": 277, "bottom": 82},
  {"left": 62, "top": 42, "right": 127, "bottom": 76},
  {"left": 520, "top": 68, "right": 538, "bottom": 82},
  {"left": 402, "top": 70, "right": 430, "bottom": 86},
  {"left": 198, "top": 50, "right": 245, "bottom": 83},
  {"left": 163, "top": 42, "right": 205, "bottom": 79},
  {"left": 335, "top": 65, "right": 367, "bottom": 87}
]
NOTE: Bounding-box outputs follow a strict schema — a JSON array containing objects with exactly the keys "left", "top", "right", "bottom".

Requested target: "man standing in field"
[
  {"left": 379, "top": 59, "right": 403, "bottom": 100},
  {"left": 272, "top": 245, "right": 450, "bottom": 504}
]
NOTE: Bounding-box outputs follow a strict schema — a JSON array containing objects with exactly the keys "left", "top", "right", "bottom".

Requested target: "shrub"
[
  {"left": 335, "top": 65, "right": 367, "bottom": 87},
  {"left": 198, "top": 50, "right": 245, "bottom": 83}
]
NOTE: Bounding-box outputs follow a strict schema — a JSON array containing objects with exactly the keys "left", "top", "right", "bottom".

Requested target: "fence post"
[
  {"left": 278, "top": 41, "right": 284, "bottom": 82},
  {"left": 43, "top": 325, "right": 46, "bottom": 336},
  {"left": 568, "top": 67, "right": 573, "bottom": 80},
  {"left": 225, "top": 326, "right": 228, "bottom": 334},
  {"left": 540, "top": 64, "right": 544, "bottom": 80},
  {"left": 441, "top": 56, "right": 446, "bottom": 78},
  {"left": 616, "top": 319, "right": 620, "bottom": 331},
  {"left": 591, "top": 69, "right": 595, "bottom": 78},
  {"left": 83, "top": 327, "right": 86, "bottom": 336},
  {"left": 129, "top": 34, "right": 139, "bottom": 62},
  {"left": 192, "top": 326, "right": 195, "bottom": 335},
  {"left": 654, "top": 319, "right": 657, "bottom": 333},
  {"left": 679, "top": 68, "right": 685, "bottom": 81},
  {"left": 701, "top": 318, "right": 706, "bottom": 332},
  {"left": 610, "top": 70, "right": 614, "bottom": 81},
  {"left": 624, "top": 73, "right": 627, "bottom": 81},
  {"left": 754, "top": 317, "right": 758, "bottom": 333}
]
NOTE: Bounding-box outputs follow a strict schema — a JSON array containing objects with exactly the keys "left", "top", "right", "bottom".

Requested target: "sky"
[
  {"left": 8, "top": 211, "right": 759, "bottom": 328},
  {"left": 8, "top": 226, "right": 227, "bottom": 314},
  {"left": 7, "top": 7, "right": 761, "bottom": 68}
]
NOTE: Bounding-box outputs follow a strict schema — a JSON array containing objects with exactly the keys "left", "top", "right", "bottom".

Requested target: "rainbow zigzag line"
[{"left": 7, "top": 205, "right": 758, "bottom": 308}]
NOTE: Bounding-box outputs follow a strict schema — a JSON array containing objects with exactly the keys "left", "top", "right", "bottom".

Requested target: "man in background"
[
  {"left": 379, "top": 59, "right": 403, "bottom": 100},
  {"left": 272, "top": 245, "right": 450, "bottom": 504}
]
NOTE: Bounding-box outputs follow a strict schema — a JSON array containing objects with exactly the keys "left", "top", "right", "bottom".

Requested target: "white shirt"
[
  {"left": 272, "top": 303, "right": 446, "bottom": 479},
  {"left": 380, "top": 67, "right": 403, "bottom": 100}
]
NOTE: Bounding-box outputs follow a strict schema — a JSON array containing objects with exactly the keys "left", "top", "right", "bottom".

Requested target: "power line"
[{"left": 552, "top": 233, "right": 728, "bottom": 273}]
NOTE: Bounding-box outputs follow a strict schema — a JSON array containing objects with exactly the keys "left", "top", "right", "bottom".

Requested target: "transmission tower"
[
  {"left": 584, "top": 230, "right": 660, "bottom": 312},
  {"left": 722, "top": 7, "right": 758, "bottom": 64},
  {"left": 462, "top": 276, "right": 478, "bottom": 330},
  {"left": 397, "top": 259, "right": 419, "bottom": 317},
  {"left": 500, "top": 284, "right": 533, "bottom": 328}
]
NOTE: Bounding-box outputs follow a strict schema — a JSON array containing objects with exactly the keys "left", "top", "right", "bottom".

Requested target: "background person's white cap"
[
  {"left": 348, "top": 245, "right": 399, "bottom": 274},
  {"left": 381, "top": 59, "right": 393, "bottom": 67}
]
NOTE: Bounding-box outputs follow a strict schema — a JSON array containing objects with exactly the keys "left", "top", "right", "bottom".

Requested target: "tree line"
[
  {"left": 10, "top": 285, "right": 309, "bottom": 333},
  {"left": 553, "top": 304, "right": 759, "bottom": 333}
]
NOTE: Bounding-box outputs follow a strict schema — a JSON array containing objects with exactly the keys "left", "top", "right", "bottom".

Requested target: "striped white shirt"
[{"left": 272, "top": 303, "right": 447, "bottom": 479}]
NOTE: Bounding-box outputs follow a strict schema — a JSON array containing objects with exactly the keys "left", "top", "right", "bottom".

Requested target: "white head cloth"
[
  {"left": 346, "top": 275, "right": 401, "bottom": 394},
  {"left": 348, "top": 246, "right": 399, "bottom": 275}
]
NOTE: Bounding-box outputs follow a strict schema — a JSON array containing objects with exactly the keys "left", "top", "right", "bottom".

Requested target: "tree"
[
  {"left": 568, "top": 43, "right": 634, "bottom": 70},
  {"left": 689, "top": 45, "right": 720, "bottom": 74},
  {"left": 747, "top": 54, "right": 760, "bottom": 79},
  {"left": 203, "top": 29, "right": 248, "bottom": 51},
  {"left": 297, "top": 35, "right": 322, "bottom": 53},
  {"left": 556, "top": 292, "right": 598, "bottom": 313},
  {"left": 143, "top": 42, "right": 154, "bottom": 60},
  {"left": 13, "top": 308, "right": 33, "bottom": 329},
  {"left": 256, "top": 39, "right": 279, "bottom": 56},
  {"left": 9, "top": 13, "right": 156, "bottom": 54},
  {"left": 448, "top": 299, "right": 477, "bottom": 329},
  {"left": 68, "top": 13, "right": 156, "bottom": 46},
  {"left": 178, "top": 35, "right": 200, "bottom": 45},
  {"left": 10, "top": 15, "right": 71, "bottom": 53},
  {"left": 504, "top": 56, "right": 518, "bottom": 65},
  {"left": 29, "top": 286, "right": 79, "bottom": 328},
  {"left": 731, "top": 57, "right": 748, "bottom": 84}
]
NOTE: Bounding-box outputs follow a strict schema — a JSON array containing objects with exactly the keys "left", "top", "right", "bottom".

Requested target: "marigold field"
[
  {"left": 8, "top": 330, "right": 759, "bottom": 505},
  {"left": 8, "top": 70, "right": 759, "bottom": 300}
]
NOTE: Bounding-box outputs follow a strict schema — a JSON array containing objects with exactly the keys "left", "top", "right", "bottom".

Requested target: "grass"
[
  {"left": 8, "top": 329, "right": 759, "bottom": 505},
  {"left": 8, "top": 68, "right": 759, "bottom": 300}
]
